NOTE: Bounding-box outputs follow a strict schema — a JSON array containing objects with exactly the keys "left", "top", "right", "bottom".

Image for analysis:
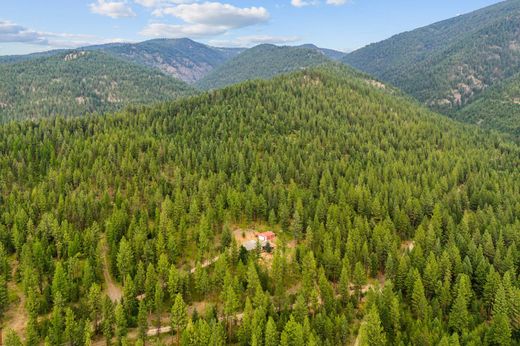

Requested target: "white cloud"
[
  {"left": 291, "top": 0, "right": 319, "bottom": 7},
  {"left": 141, "top": 2, "right": 270, "bottom": 38},
  {"left": 326, "top": 0, "right": 348, "bottom": 5},
  {"left": 209, "top": 35, "right": 301, "bottom": 47},
  {"left": 134, "top": 0, "right": 195, "bottom": 8},
  {"left": 0, "top": 20, "right": 127, "bottom": 48},
  {"left": 89, "top": 0, "right": 136, "bottom": 18},
  {"left": 0, "top": 21, "right": 47, "bottom": 44},
  {"left": 153, "top": 2, "right": 269, "bottom": 27},
  {"left": 140, "top": 23, "right": 229, "bottom": 38}
]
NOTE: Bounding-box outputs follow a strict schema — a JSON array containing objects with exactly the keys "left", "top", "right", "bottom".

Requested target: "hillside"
[
  {"left": 343, "top": 0, "right": 520, "bottom": 114},
  {"left": 454, "top": 72, "right": 520, "bottom": 137},
  {"left": 298, "top": 44, "right": 346, "bottom": 60},
  {"left": 0, "top": 50, "right": 194, "bottom": 121},
  {"left": 0, "top": 39, "right": 243, "bottom": 84},
  {"left": 87, "top": 38, "right": 243, "bottom": 83},
  {"left": 0, "top": 49, "right": 67, "bottom": 64},
  {"left": 0, "top": 66, "right": 519, "bottom": 344},
  {"left": 195, "top": 44, "right": 332, "bottom": 89}
]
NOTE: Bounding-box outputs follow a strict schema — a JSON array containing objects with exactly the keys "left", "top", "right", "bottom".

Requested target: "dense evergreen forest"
[
  {"left": 0, "top": 65, "right": 518, "bottom": 345},
  {"left": 454, "top": 72, "right": 520, "bottom": 138},
  {"left": 195, "top": 45, "right": 331, "bottom": 90},
  {"left": 0, "top": 51, "right": 194, "bottom": 122}
]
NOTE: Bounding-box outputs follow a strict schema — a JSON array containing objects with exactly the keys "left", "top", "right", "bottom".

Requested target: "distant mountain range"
[
  {"left": 0, "top": 38, "right": 344, "bottom": 85},
  {"left": 0, "top": 39, "right": 345, "bottom": 121},
  {"left": 0, "top": 50, "right": 194, "bottom": 121},
  {"left": 83, "top": 38, "right": 244, "bottom": 83},
  {"left": 342, "top": 0, "right": 520, "bottom": 137},
  {"left": 0, "top": 38, "right": 243, "bottom": 84},
  {"left": 2, "top": 0, "right": 519, "bottom": 138}
]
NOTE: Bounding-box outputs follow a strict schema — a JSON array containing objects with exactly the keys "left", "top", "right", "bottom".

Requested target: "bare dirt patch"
[
  {"left": 366, "top": 79, "right": 386, "bottom": 89},
  {"left": 100, "top": 236, "right": 123, "bottom": 302},
  {"left": 401, "top": 240, "right": 415, "bottom": 252},
  {"left": 232, "top": 227, "right": 257, "bottom": 244},
  {"left": 4, "top": 261, "right": 28, "bottom": 339}
]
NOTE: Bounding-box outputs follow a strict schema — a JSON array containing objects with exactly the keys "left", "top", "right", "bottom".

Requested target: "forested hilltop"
[
  {"left": 195, "top": 45, "right": 332, "bottom": 90},
  {"left": 0, "top": 65, "right": 518, "bottom": 345},
  {"left": 0, "top": 50, "right": 194, "bottom": 122}
]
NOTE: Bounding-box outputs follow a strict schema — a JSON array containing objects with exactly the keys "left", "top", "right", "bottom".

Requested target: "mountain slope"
[
  {"left": 298, "top": 44, "right": 346, "bottom": 60},
  {"left": 0, "top": 65, "right": 518, "bottom": 343},
  {"left": 0, "top": 49, "right": 67, "bottom": 64},
  {"left": 87, "top": 38, "right": 243, "bottom": 83},
  {"left": 0, "top": 50, "right": 194, "bottom": 121},
  {"left": 195, "top": 44, "right": 332, "bottom": 89},
  {"left": 343, "top": 0, "right": 520, "bottom": 113},
  {"left": 0, "top": 39, "right": 243, "bottom": 84},
  {"left": 454, "top": 72, "right": 520, "bottom": 137}
]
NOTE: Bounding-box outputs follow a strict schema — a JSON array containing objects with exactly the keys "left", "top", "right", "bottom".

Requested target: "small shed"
[{"left": 243, "top": 240, "right": 259, "bottom": 251}]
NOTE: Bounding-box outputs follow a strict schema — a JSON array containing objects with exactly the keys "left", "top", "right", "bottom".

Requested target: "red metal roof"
[{"left": 257, "top": 231, "right": 276, "bottom": 239}]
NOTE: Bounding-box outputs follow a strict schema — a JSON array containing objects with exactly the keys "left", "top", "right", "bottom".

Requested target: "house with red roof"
[{"left": 257, "top": 231, "right": 276, "bottom": 242}]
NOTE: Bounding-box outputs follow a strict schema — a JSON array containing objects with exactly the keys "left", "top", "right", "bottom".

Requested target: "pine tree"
[
  {"left": 171, "top": 293, "right": 188, "bottom": 345},
  {"left": 353, "top": 261, "right": 366, "bottom": 300},
  {"left": 26, "top": 315, "right": 39, "bottom": 346},
  {"left": 52, "top": 262, "right": 68, "bottom": 303},
  {"left": 117, "top": 237, "right": 134, "bottom": 283},
  {"left": 102, "top": 296, "right": 115, "bottom": 346},
  {"left": 264, "top": 316, "right": 279, "bottom": 346},
  {"left": 49, "top": 293, "right": 64, "bottom": 346},
  {"left": 0, "top": 274, "right": 8, "bottom": 318},
  {"left": 489, "top": 312, "right": 511, "bottom": 346},
  {"left": 154, "top": 281, "right": 164, "bottom": 330},
  {"left": 339, "top": 263, "right": 350, "bottom": 304},
  {"left": 411, "top": 276, "right": 428, "bottom": 320},
  {"left": 358, "top": 306, "right": 387, "bottom": 346},
  {"left": 280, "top": 317, "right": 304, "bottom": 346},
  {"left": 88, "top": 283, "right": 102, "bottom": 332},
  {"left": 115, "top": 303, "right": 128, "bottom": 343},
  {"left": 64, "top": 307, "right": 77, "bottom": 346},
  {"left": 137, "top": 299, "right": 148, "bottom": 341},
  {"left": 449, "top": 290, "right": 469, "bottom": 334},
  {"left": 84, "top": 319, "right": 93, "bottom": 346}
]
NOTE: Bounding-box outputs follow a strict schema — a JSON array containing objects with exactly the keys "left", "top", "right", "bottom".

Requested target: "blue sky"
[{"left": 0, "top": 0, "right": 504, "bottom": 55}]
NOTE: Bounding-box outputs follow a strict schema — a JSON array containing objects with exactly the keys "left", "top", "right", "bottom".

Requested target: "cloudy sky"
[{"left": 0, "top": 0, "right": 503, "bottom": 55}]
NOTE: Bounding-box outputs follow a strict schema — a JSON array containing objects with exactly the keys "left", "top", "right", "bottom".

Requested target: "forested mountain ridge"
[
  {"left": 343, "top": 0, "right": 520, "bottom": 114},
  {"left": 0, "top": 50, "right": 194, "bottom": 122},
  {"left": 85, "top": 38, "right": 244, "bottom": 83},
  {"left": 195, "top": 44, "right": 332, "bottom": 89},
  {"left": 0, "top": 65, "right": 519, "bottom": 344},
  {"left": 0, "top": 39, "right": 242, "bottom": 84},
  {"left": 0, "top": 49, "right": 67, "bottom": 64},
  {"left": 453, "top": 71, "right": 520, "bottom": 137}
]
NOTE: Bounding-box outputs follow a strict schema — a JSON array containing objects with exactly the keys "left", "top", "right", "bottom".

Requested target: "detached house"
[{"left": 257, "top": 231, "right": 276, "bottom": 242}]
